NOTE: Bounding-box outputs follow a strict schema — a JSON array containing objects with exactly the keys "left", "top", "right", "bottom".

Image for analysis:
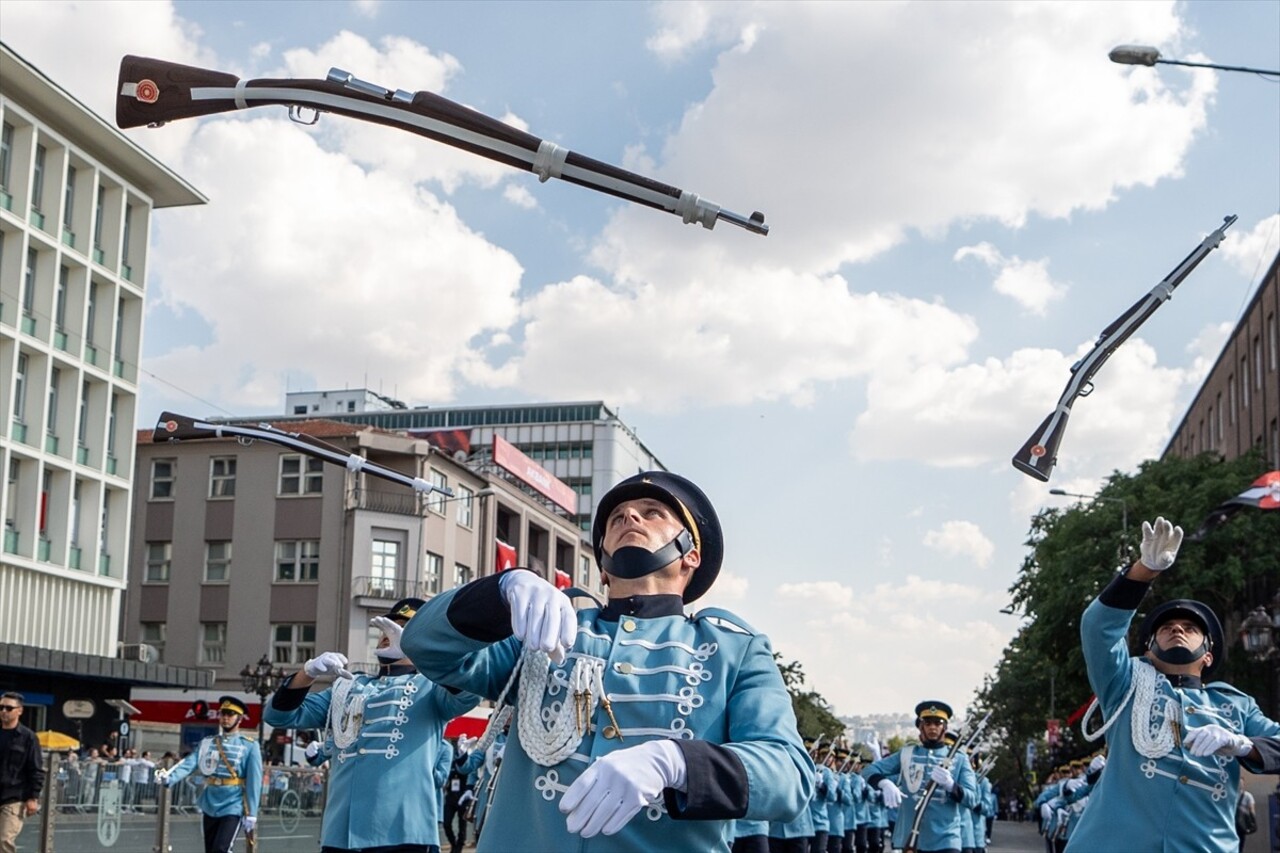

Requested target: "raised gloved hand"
[
  {"left": 1088, "top": 754, "right": 1106, "bottom": 774},
  {"left": 560, "top": 740, "right": 687, "bottom": 837},
  {"left": 500, "top": 569, "right": 576, "bottom": 664},
  {"left": 371, "top": 616, "right": 406, "bottom": 660},
  {"left": 240, "top": 815, "right": 256, "bottom": 834},
  {"left": 929, "top": 765, "right": 955, "bottom": 792},
  {"left": 1064, "top": 777, "right": 1085, "bottom": 793},
  {"left": 303, "top": 651, "right": 352, "bottom": 680},
  {"left": 878, "top": 778, "right": 904, "bottom": 809},
  {"left": 1184, "top": 724, "right": 1253, "bottom": 758},
  {"left": 1139, "top": 517, "right": 1183, "bottom": 572},
  {"left": 304, "top": 742, "right": 320, "bottom": 760}
]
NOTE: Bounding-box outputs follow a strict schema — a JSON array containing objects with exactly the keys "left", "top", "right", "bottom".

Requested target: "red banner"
[
  {"left": 554, "top": 569, "right": 572, "bottom": 589},
  {"left": 492, "top": 435, "right": 578, "bottom": 514},
  {"left": 495, "top": 539, "right": 518, "bottom": 572}
]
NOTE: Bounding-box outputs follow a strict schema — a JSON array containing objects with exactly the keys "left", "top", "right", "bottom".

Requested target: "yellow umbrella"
[{"left": 36, "top": 731, "right": 80, "bottom": 750}]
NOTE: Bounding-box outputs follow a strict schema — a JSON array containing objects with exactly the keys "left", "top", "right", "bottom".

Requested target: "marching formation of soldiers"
[{"left": 153, "top": 475, "right": 1277, "bottom": 853}]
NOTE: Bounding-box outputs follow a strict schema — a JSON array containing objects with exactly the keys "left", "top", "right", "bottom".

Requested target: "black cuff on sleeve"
[
  {"left": 663, "top": 740, "right": 749, "bottom": 820},
  {"left": 269, "top": 674, "right": 309, "bottom": 711},
  {"left": 866, "top": 773, "right": 886, "bottom": 789},
  {"left": 1240, "top": 736, "right": 1280, "bottom": 774},
  {"left": 949, "top": 784, "right": 965, "bottom": 802},
  {"left": 1097, "top": 573, "right": 1151, "bottom": 610},
  {"left": 445, "top": 573, "right": 516, "bottom": 642}
]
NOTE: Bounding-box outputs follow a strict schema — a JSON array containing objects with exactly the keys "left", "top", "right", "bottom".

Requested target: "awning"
[{"left": 0, "top": 643, "right": 214, "bottom": 689}]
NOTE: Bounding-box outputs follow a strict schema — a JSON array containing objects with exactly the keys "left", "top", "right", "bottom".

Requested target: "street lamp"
[
  {"left": 239, "top": 654, "right": 287, "bottom": 751},
  {"left": 1239, "top": 590, "right": 1280, "bottom": 661},
  {"left": 1109, "top": 45, "right": 1280, "bottom": 78},
  {"left": 1048, "top": 489, "right": 1130, "bottom": 563}
]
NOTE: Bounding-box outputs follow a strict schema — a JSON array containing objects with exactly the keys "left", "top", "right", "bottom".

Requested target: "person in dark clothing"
[{"left": 0, "top": 692, "right": 45, "bottom": 853}]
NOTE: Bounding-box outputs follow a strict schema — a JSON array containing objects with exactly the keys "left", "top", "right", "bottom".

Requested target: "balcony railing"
[
  {"left": 352, "top": 574, "right": 435, "bottom": 601},
  {"left": 349, "top": 486, "right": 422, "bottom": 517},
  {"left": 4, "top": 529, "right": 18, "bottom": 554}
]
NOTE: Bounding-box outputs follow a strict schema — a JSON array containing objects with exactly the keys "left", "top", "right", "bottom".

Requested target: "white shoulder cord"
[
  {"left": 330, "top": 675, "right": 366, "bottom": 750},
  {"left": 1080, "top": 659, "right": 1176, "bottom": 759}
]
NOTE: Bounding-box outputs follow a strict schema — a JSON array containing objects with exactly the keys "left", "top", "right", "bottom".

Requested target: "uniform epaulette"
[{"left": 692, "top": 607, "right": 757, "bottom": 635}]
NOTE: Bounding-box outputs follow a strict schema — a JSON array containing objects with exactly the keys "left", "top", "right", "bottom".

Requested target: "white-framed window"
[
  {"left": 0, "top": 122, "right": 12, "bottom": 190},
  {"left": 140, "top": 622, "right": 165, "bottom": 661},
  {"left": 454, "top": 562, "right": 473, "bottom": 588},
  {"left": 12, "top": 354, "right": 27, "bottom": 424},
  {"left": 64, "top": 164, "right": 76, "bottom": 231},
  {"left": 424, "top": 552, "right": 442, "bottom": 595},
  {"left": 456, "top": 485, "right": 474, "bottom": 527},
  {"left": 275, "top": 539, "right": 320, "bottom": 582},
  {"left": 209, "top": 456, "right": 236, "bottom": 498},
  {"left": 77, "top": 381, "right": 89, "bottom": 448},
  {"left": 272, "top": 623, "right": 316, "bottom": 665},
  {"left": 150, "top": 459, "right": 175, "bottom": 499},
  {"left": 22, "top": 248, "right": 36, "bottom": 319},
  {"left": 279, "top": 454, "right": 323, "bottom": 495},
  {"left": 371, "top": 539, "right": 399, "bottom": 594},
  {"left": 56, "top": 265, "right": 68, "bottom": 331},
  {"left": 427, "top": 469, "right": 447, "bottom": 513},
  {"left": 205, "top": 541, "right": 231, "bottom": 583},
  {"left": 144, "top": 541, "right": 171, "bottom": 582},
  {"left": 200, "top": 622, "right": 227, "bottom": 664},
  {"left": 31, "top": 144, "right": 45, "bottom": 212},
  {"left": 46, "top": 368, "right": 60, "bottom": 435},
  {"left": 580, "top": 554, "right": 592, "bottom": 586}
]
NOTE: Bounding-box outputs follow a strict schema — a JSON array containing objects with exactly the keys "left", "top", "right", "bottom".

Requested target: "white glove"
[
  {"left": 371, "top": 616, "right": 405, "bottom": 660},
  {"left": 1040, "top": 803, "right": 1052, "bottom": 822},
  {"left": 303, "top": 651, "right": 352, "bottom": 680},
  {"left": 1139, "top": 517, "right": 1183, "bottom": 572},
  {"left": 560, "top": 740, "right": 687, "bottom": 837},
  {"left": 500, "top": 570, "right": 576, "bottom": 664},
  {"left": 1088, "top": 755, "right": 1106, "bottom": 773},
  {"left": 1064, "top": 777, "right": 1085, "bottom": 793},
  {"left": 878, "top": 778, "right": 904, "bottom": 809},
  {"left": 458, "top": 735, "right": 475, "bottom": 753},
  {"left": 241, "top": 815, "right": 256, "bottom": 833},
  {"left": 459, "top": 789, "right": 474, "bottom": 806},
  {"left": 1056, "top": 808, "right": 1068, "bottom": 825},
  {"left": 1184, "top": 724, "right": 1253, "bottom": 757},
  {"left": 929, "top": 765, "right": 956, "bottom": 792},
  {"left": 304, "top": 742, "right": 320, "bottom": 759},
  {"left": 153, "top": 767, "right": 170, "bottom": 785}
]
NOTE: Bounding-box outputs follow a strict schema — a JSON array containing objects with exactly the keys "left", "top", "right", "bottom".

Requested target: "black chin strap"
[
  {"left": 1149, "top": 636, "right": 1209, "bottom": 667},
  {"left": 601, "top": 529, "right": 694, "bottom": 579}
]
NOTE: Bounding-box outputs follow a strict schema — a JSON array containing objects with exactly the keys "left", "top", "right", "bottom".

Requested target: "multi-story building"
[
  {"left": 1164, "top": 250, "right": 1279, "bottom": 467},
  {"left": 276, "top": 395, "right": 666, "bottom": 532},
  {"left": 0, "top": 42, "right": 209, "bottom": 739},
  {"left": 126, "top": 418, "right": 594, "bottom": 744}
]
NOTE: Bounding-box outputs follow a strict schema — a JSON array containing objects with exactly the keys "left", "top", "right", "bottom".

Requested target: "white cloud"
[
  {"left": 776, "top": 581, "right": 855, "bottom": 609},
  {"left": 696, "top": 570, "right": 749, "bottom": 611},
  {"left": 1185, "top": 321, "right": 1234, "bottom": 385},
  {"left": 1221, "top": 214, "right": 1280, "bottom": 279},
  {"left": 954, "top": 242, "right": 1069, "bottom": 315},
  {"left": 923, "top": 521, "right": 996, "bottom": 568},
  {"left": 503, "top": 184, "right": 539, "bottom": 210},
  {"left": 352, "top": 0, "right": 381, "bottom": 18}
]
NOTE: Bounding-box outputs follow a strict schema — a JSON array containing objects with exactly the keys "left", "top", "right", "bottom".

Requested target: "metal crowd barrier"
[{"left": 18, "top": 755, "right": 328, "bottom": 852}]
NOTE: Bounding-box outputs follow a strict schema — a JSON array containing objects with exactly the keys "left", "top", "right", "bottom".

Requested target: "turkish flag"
[
  {"left": 554, "top": 569, "right": 572, "bottom": 590},
  {"left": 495, "top": 539, "right": 518, "bottom": 572}
]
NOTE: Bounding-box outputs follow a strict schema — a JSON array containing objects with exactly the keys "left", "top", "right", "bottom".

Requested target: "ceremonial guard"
[
  {"left": 433, "top": 735, "right": 452, "bottom": 848},
  {"left": 156, "top": 696, "right": 261, "bottom": 853},
  {"left": 264, "top": 598, "right": 479, "bottom": 853},
  {"left": 806, "top": 739, "right": 833, "bottom": 852},
  {"left": 823, "top": 748, "right": 846, "bottom": 853},
  {"left": 402, "top": 471, "right": 813, "bottom": 852},
  {"left": 862, "top": 701, "right": 977, "bottom": 853},
  {"left": 1066, "top": 517, "right": 1280, "bottom": 852},
  {"left": 443, "top": 736, "right": 478, "bottom": 853}
]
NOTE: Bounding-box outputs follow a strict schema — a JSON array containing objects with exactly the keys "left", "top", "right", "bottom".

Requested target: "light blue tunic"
[
  {"left": 807, "top": 765, "right": 833, "bottom": 833},
  {"left": 263, "top": 669, "right": 477, "bottom": 849},
  {"left": 863, "top": 742, "right": 977, "bottom": 850},
  {"left": 402, "top": 589, "right": 813, "bottom": 853},
  {"left": 823, "top": 765, "right": 844, "bottom": 836},
  {"left": 165, "top": 732, "right": 262, "bottom": 819},
  {"left": 1066, "top": 583, "right": 1280, "bottom": 852}
]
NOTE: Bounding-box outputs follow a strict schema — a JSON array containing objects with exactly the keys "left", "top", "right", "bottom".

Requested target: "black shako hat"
[
  {"left": 914, "top": 700, "right": 953, "bottom": 724},
  {"left": 1138, "top": 599, "right": 1225, "bottom": 678},
  {"left": 218, "top": 696, "right": 248, "bottom": 716},
  {"left": 591, "top": 471, "right": 723, "bottom": 603},
  {"left": 384, "top": 597, "right": 425, "bottom": 622}
]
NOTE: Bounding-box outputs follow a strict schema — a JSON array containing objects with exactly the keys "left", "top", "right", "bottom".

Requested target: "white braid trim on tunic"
[
  {"left": 330, "top": 676, "right": 367, "bottom": 750},
  {"left": 1080, "top": 659, "right": 1178, "bottom": 759}
]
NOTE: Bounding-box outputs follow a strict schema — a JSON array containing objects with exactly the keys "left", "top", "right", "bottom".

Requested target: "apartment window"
[
  {"left": 93, "top": 185, "right": 105, "bottom": 251},
  {"left": 114, "top": 296, "right": 125, "bottom": 360},
  {"left": 579, "top": 554, "right": 591, "bottom": 586},
  {"left": 205, "top": 540, "right": 232, "bottom": 582},
  {"left": 76, "top": 382, "right": 89, "bottom": 448},
  {"left": 279, "top": 454, "right": 323, "bottom": 495},
  {"left": 150, "top": 459, "right": 175, "bottom": 499},
  {"left": 86, "top": 281, "right": 98, "bottom": 345},
  {"left": 144, "top": 541, "right": 171, "bottom": 582},
  {"left": 22, "top": 249, "right": 36, "bottom": 319},
  {"left": 1241, "top": 355, "right": 1250, "bottom": 409},
  {"left": 63, "top": 165, "right": 76, "bottom": 231},
  {"left": 456, "top": 485, "right": 474, "bottom": 527},
  {"left": 272, "top": 623, "right": 316, "bottom": 665},
  {"left": 1254, "top": 335, "right": 1263, "bottom": 390},
  {"left": 1206, "top": 405, "right": 1214, "bottom": 446},
  {"left": 1269, "top": 313, "right": 1278, "bottom": 372},
  {"left": 201, "top": 622, "right": 227, "bottom": 664},
  {"left": 5, "top": 461, "right": 18, "bottom": 530},
  {"left": 454, "top": 563, "right": 473, "bottom": 587},
  {"left": 1215, "top": 394, "right": 1223, "bottom": 445},
  {"left": 1229, "top": 374, "right": 1237, "bottom": 424},
  {"left": 0, "top": 122, "right": 12, "bottom": 190},
  {"left": 427, "top": 469, "right": 447, "bottom": 513},
  {"left": 46, "top": 368, "right": 61, "bottom": 436},
  {"left": 122, "top": 203, "right": 133, "bottom": 265},
  {"left": 107, "top": 392, "right": 118, "bottom": 456},
  {"left": 56, "top": 266, "right": 68, "bottom": 330},
  {"left": 424, "top": 552, "right": 443, "bottom": 595},
  {"left": 209, "top": 456, "right": 236, "bottom": 497},
  {"left": 70, "top": 480, "right": 81, "bottom": 547},
  {"left": 371, "top": 539, "right": 399, "bottom": 594},
  {"left": 275, "top": 540, "right": 320, "bottom": 582},
  {"left": 140, "top": 622, "right": 165, "bottom": 661},
  {"left": 13, "top": 354, "right": 27, "bottom": 423},
  {"left": 31, "top": 144, "right": 45, "bottom": 212}
]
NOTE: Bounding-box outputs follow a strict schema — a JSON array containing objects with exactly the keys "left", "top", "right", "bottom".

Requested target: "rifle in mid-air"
[
  {"left": 116, "top": 55, "right": 768, "bottom": 235},
  {"left": 1011, "top": 215, "right": 1236, "bottom": 481}
]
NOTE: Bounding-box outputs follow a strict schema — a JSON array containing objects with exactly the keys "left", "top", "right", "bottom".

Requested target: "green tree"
[{"left": 775, "top": 653, "right": 845, "bottom": 739}]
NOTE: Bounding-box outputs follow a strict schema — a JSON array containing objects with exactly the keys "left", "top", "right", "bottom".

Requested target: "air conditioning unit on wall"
[{"left": 118, "top": 643, "right": 159, "bottom": 663}]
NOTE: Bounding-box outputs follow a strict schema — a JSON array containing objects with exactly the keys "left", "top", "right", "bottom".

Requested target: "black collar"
[
  {"left": 1165, "top": 673, "right": 1203, "bottom": 689},
  {"left": 599, "top": 594, "right": 684, "bottom": 621},
  {"left": 378, "top": 663, "right": 417, "bottom": 678},
  {"left": 919, "top": 738, "right": 946, "bottom": 750}
]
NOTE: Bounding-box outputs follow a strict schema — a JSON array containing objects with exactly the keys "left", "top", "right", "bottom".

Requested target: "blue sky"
[{"left": 4, "top": 0, "right": 1277, "bottom": 714}]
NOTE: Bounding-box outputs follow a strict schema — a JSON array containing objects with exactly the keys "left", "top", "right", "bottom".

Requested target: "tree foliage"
[
  {"left": 973, "top": 450, "right": 1280, "bottom": 799},
  {"left": 776, "top": 653, "right": 846, "bottom": 739}
]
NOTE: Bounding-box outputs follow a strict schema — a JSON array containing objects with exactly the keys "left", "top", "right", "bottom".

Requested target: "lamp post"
[
  {"left": 239, "top": 654, "right": 287, "bottom": 753},
  {"left": 1048, "top": 489, "right": 1130, "bottom": 563},
  {"left": 1109, "top": 45, "right": 1280, "bottom": 78},
  {"left": 1239, "top": 590, "right": 1280, "bottom": 718}
]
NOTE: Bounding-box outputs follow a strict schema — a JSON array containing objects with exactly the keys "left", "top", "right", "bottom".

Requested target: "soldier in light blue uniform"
[
  {"left": 732, "top": 816, "right": 770, "bottom": 852},
  {"left": 767, "top": 742, "right": 814, "bottom": 853},
  {"left": 157, "top": 696, "right": 262, "bottom": 853},
  {"left": 822, "top": 749, "right": 846, "bottom": 853},
  {"left": 862, "top": 701, "right": 977, "bottom": 853},
  {"left": 465, "top": 726, "right": 506, "bottom": 840},
  {"left": 433, "top": 735, "right": 452, "bottom": 847},
  {"left": 804, "top": 739, "right": 832, "bottom": 852},
  {"left": 264, "top": 597, "right": 479, "bottom": 853},
  {"left": 402, "top": 471, "right": 813, "bottom": 853},
  {"left": 1066, "top": 517, "right": 1280, "bottom": 853}
]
